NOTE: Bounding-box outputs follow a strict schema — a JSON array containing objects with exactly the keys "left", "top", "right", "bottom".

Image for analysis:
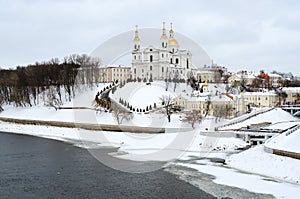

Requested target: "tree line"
[{"left": 0, "top": 54, "right": 100, "bottom": 110}]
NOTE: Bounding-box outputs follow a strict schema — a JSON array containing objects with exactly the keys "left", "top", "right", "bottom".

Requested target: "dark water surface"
[{"left": 0, "top": 132, "right": 216, "bottom": 199}]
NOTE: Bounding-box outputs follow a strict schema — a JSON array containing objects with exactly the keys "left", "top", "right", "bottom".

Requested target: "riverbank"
[{"left": 0, "top": 116, "right": 166, "bottom": 134}]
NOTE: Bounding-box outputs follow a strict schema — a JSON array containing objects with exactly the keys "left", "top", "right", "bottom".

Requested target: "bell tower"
[
  {"left": 168, "top": 23, "right": 179, "bottom": 53},
  {"left": 133, "top": 25, "right": 141, "bottom": 51},
  {"left": 160, "top": 22, "right": 168, "bottom": 49}
]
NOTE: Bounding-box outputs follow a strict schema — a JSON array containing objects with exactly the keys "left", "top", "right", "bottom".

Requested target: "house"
[
  {"left": 282, "top": 87, "right": 300, "bottom": 104},
  {"left": 174, "top": 83, "right": 246, "bottom": 118},
  {"left": 98, "top": 65, "right": 131, "bottom": 83},
  {"left": 243, "top": 91, "right": 278, "bottom": 107},
  {"left": 228, "top": 71, "right": 256, "bottom": 87},
  {"left": 196, "top": 65, "right": 227, "bottom": 83},
  {"left": 269, "top": 73, "right": 283, "bottom": 88}
]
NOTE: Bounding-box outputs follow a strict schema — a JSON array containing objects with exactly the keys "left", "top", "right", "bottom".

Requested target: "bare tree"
[
  {"left": 173, "top": 70, "right": 179, "bottom": 92},
  {"left": 204, "top": 95, "right": 212, "bottom": 117},
  {"left": 160, "top": 95, "right": 173, "bottom": 122},
  {"left": 182, "top": 110, "right": 202, "bottom": 129},
  {"left": 0, "top": 96, "right": 4, "bottom": 112},
  {"left": 111, "top": 103, "right": 133, "bottom": 125},
  {"left": 213, "top": 103, "right": 233, "bottom": 122},
  {"left": 45, "top": 86, "right": 62, "bottom": 110}
]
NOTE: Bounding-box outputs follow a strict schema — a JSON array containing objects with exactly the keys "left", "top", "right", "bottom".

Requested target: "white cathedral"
[{"left": 131, "top": 22, "right": 192, "bottom": 81}]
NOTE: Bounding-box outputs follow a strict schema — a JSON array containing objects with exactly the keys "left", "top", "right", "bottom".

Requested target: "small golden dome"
[
  {"left": 161, "top": 34, "right": 168, "bottom": 39},
  {"left": 161, "top": 22, "right": 168, "bottom": 40},
  {"left": 133, "top": 36, "right": 140, "bottom": 41},
  {"left": 133, "top": 25, "right": 140, "bottom": 42},
  {"left": 168, "top": 38, "right": 178, "bottom": 45}
]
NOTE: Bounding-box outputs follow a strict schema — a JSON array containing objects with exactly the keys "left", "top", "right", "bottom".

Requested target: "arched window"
[
  {"left": 150, "top": 55, "right": 153, "bottom": 62},
  {"left": 150, "top": 65, "right": 152, "bottom": 71},
  {"left": 170, "top": 58, "right": 172, "bottom": 64},
  {"left": 134, "top": 55, "right": 136, "bottom": 60},
  {"left": 187, "top": 59, "right": 189, "bottom": 69},
  {"left": 176, "top": 58, "right": 179, "bottom": 64},
  {"left": 162, "top": 54, "right": 164, "bottom": 58},
  {"left": 162, "top": 67, "right": 164, "bottom": 73},
  {"left": 134, "top": 68, "right": 136, "bottom": 74}
]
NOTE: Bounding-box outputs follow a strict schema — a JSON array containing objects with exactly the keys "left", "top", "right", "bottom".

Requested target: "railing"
[
  {"left": 215, "top": 107, "right": 274, "bottom": 131},
  {"left": 285, "top": 124, "right": 300, "bottom": 136}
]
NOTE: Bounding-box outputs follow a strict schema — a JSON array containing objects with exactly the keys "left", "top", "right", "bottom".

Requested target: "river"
[{"left": 0, "top": 132, "right": 216, "bottom": 199}]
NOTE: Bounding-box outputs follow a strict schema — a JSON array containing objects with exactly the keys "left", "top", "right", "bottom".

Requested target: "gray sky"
[{"left": 1, "top": 0, "right": 300, "bottom": 76}]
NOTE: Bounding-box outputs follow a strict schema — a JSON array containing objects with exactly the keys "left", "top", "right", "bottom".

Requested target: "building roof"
[
  {"left": 243, "top": 91, "right": 277, "bottom": 96},
  {"left": 269, "top": 73, "right": 283, "bottom": 78}
]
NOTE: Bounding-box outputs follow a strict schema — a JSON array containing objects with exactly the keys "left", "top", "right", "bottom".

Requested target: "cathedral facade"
[{"left": 131, "top": 23, "right": 192, "bottom": 81}]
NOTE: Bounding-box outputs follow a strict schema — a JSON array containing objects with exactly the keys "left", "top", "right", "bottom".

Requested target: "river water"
[{"left": 0, "top": 132, "right": 216, "bottom": 199}]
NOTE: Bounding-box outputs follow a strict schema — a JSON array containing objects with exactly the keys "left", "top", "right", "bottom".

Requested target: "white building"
[
  {"left": 132, "top": 23, "right": 192, "bottom": 81},
  {"left": 98, "top": 65, "right": 131, "bottom": 83}
]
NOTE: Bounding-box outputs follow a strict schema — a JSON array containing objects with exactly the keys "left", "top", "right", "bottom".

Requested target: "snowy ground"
[{"left": 1, "top": 83, "right": 300, "bottom": 198}]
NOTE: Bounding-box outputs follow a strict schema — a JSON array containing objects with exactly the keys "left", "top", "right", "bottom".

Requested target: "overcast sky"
[{"left": 1, "top": 0, "right": 300, "bottom": 76}]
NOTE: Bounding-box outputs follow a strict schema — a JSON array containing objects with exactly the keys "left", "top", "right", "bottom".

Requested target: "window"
[
  {"left": 170, "top": 58, "right": 173, "bottom": 64},
  {"left": 134, "top": 68, "right": 136, "bottom": 74},
  {"left": 162, "top": 54, "right": 164, "bottom": 58},
  {"left": 176, "top": 58, "right": 179, "bottom": 64},
  {"left": 150, "top": 65, "right": 152, "bottom": 71},
  {"left": 150, "top": 55, "right": 153, "bottom": 62},
  {"left": 150, "top": 49, "right": 153, "bottom": 51},
  {"left": 187, "top": 59, "right": 189, "bottom": 69},
  {"left": 162, "top": 67, "right": 164, "bottom": 73},
  {"left": 134, "top": 55, "right": 136, "bottom": 60}
]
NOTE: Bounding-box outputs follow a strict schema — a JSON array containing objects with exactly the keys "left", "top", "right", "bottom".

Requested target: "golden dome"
[
  {"left": 161, "top": 22, "right": 168, "bottom": 40},
  {"left": 161, "top": 34, "right": 168, "bottom": 39},
  {"left": 133, "top": 36, "right": 140, "bottom": 41},
  {"left": 168, "top": 38, "right": 178, "bottom": 45},
  {"left": 133, "top": 25, "right": 140, "bottom": 42}
]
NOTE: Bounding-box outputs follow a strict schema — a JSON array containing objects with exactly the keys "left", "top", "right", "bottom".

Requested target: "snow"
[
  {"left": 1, "top": 82, "right": 300, "bottom": 198},
  {"left": 226, "top": 145, "right": 300, "bottom": 185},
  {"left": 111, "top": 82, "right": 178, "bottom": 109},
  {"left": 0, "top": 119, "right": 246, "bottom": 162},
  {"left": 175, "top": 161, "right": 300, "bottom": 199},
  {"left": 220, "top": 108, "right": 298, "bottom": 130},
  {"left": 263, "top": 121, "right": 300, "bottom": 131},
  {"left": 265, "top": 127, "right": 300, "bottom": 153}
]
